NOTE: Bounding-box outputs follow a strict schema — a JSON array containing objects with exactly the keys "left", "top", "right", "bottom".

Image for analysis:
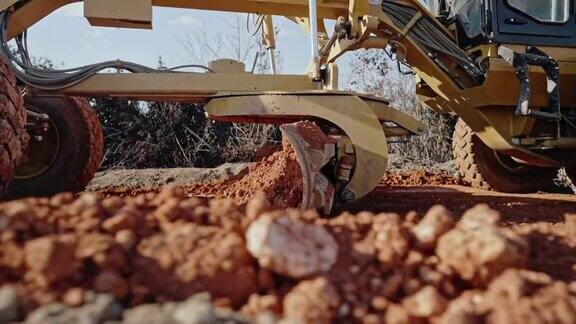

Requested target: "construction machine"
[{"left": 0, "top": 0, "right": 575, "bottom": 213}]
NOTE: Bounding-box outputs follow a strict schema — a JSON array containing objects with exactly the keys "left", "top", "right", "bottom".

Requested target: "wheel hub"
[{"left": 15, "top": 105, "right": 60, "bottom": 180}]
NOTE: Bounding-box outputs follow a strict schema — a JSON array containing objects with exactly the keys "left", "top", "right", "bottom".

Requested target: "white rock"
[
  {"left": 436, "top": 206, "right": 528, "bottom": 286},
  {"left": 246, "top": 212, "right": 338, "bottom": 278},
  {"left": 412, "top": 205, "right": 455, "bottom": 250},
  {"left": 172, "top": 293, "right": 248, "bottom": 324}
]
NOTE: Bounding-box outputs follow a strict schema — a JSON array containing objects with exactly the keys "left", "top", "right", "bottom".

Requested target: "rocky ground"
[{"left": 0, "top": 144, "right": 575, "bottom": 323}]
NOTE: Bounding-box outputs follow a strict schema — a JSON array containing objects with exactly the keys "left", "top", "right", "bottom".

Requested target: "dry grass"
[{"left": 93, "top": 98, "right": 278, "bottom": 170}]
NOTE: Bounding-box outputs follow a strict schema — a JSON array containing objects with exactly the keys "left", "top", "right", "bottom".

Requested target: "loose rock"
[
  {"left": 246, "top": 212, "right": 338, "bottom": 278},
  {"left": 62, "top": 288, "right": 84, "bottom": 307},
  {"left": 135, "top": 224, "right": 257, "bottom": 306},
  {"left": 0, "top": 285, "right": 19, "bottom": 323},
  {"left": 173, "top": 293, "right": 248, "bottom": 324},
  {"left": 25, "top": 292, "right": 121, "bottom": 324},
  {"left": 402, "top": 285, "right": 448, "bottom": 318},
  {"left": 0, "top": 181, "right": 573, "bottom": 324},
  {"left": 123, "top": 303, "right": 176, "bottom": 324},
  {"left": 437, "top": 291, "right": 485, "bottom": 324},
  {"left": 354, "top": 213, "right": 410, "bottom": 269},
  {"left": 436, "top": 206, "right": 528, "bottom": 286},
  {"left": 412, "top": 205, "right": 455, "bottom": 250},
  {"left": 283, "top": 277, "right": 340, "bottom": 324},
  {"left": 374, "top": 214, "right": 410, "bottom": 268},
  {"left": 24, "top": 236, "right": 79, "bottom": 287},
  {"left": 485, "top": 269, "right": 576, "bottom": 323},
  {"left": 94, "top": 270, "right": 129, "bottom": 298}
]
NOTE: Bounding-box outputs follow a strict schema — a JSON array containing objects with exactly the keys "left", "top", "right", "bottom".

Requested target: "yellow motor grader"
[{"left": 0, "top": 0, "right": 575, "bottom": 212}]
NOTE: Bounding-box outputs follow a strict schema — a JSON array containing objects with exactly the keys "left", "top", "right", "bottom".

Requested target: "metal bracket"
[
  {"left": 401, "top": 11, "right": 422, "bottom": 36},
  {"left": 498, "top": 45, "right": 561, "bottom": 122}
]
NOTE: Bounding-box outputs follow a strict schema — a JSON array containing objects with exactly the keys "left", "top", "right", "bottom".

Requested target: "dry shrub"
[
  {"left": 91, "top": 14, "right": 282, "bottom": 170},
  {"left": 92, "top": 97, "right": 279, "bottom": 170},
  {"left": 346, "top": 49, "right": 454, "bottom": 164}
]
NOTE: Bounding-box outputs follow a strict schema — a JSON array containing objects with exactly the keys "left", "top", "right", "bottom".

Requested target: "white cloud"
[
  {"left": 167, "top": 15, "right": 203, "bottom": 27},
  {"left": 57, "top": 3, "right": 84, "bottom": 18}
]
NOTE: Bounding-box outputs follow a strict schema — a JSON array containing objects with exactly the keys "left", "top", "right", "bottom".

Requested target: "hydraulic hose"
[
  {"left": 381, "top": 1, "right": 485, "bottom": 82},
  {"left": 0, "top": 11, "right": 214, "bottom": 91}
]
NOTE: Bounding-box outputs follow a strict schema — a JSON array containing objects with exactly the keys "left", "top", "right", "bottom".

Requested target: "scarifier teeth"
[{"left": 280, "top": 121, "right": 336, "bottom": 214}]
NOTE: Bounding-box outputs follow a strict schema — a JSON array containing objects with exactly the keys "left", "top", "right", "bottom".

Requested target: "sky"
[{"left": 24, "top": 2, "right": 332, "bottom": 75}]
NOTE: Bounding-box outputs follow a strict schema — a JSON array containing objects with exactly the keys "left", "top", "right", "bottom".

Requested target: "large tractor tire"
[
  {"left": 7, "top": 96, "right": 104, "bottom": 197},
  {"left": 452, "top": 118, "right": 557, "bottom": 193},
  {"left": 0, "top": 58, "right": 29, "bottom": 195},
  {"left": 564, "top": 168, "right": 576, "bottom": 192}
]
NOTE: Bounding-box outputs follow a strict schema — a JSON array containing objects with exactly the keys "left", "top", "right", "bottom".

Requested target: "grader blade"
[
  {"left": 204, "top": 92, "right": 423, "bottom": 213},
  {"left": 280, "top": 121, "right": 336, "bottom": 214}
]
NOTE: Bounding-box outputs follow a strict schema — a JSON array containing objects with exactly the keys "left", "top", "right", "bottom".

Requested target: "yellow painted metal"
[
  {"left": 2, "top": 0, "right": 576, "bottom": 165},
  {"left": 5, "top": 0, "right": 76, "bottom": 39},
  {"left": 209, "top": 59, "right": 247, "bottom": 73},
  {"left": 362, "top": 97, "right": 424, "bottom": 135},
  {"left": 0, "top": 0, "right": 17, "bottom": 11},
  {"left": 2, "top": 0, "right": 348, "bottom": 38},
  {"left": 262, "top": 15, "right": 276, "bottom": 50},
  {"left": 205, "top": 92, "right": 389, "bottom": 200},
  {"left": 153, "top": 0, "right": 347, "bottom": 18},
  {"left": 59, "top": 73, "right": 319, "bottom": 100},
  {"left": 84, "top": 0, "right": 152, "bottom": 29}
]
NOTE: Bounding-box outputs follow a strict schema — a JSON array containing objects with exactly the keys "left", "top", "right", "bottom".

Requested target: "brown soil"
[
  {"left": 2, "top": 142, "right": 576, "bottom": 322},
  {"left": 382, "top": 169, "right": 465, "bottom": 187},
  {"left": 86, "top": 163, "right": 250, "bottom": 192},
  {"left": 95, "top": 140, "right": 303, "bottom": 210},
  {"left": 1, "top": 187, "right": 575, "bottom": 322},
  {"left": 182, "top": 140, "right": 303, "bottom": 209}
]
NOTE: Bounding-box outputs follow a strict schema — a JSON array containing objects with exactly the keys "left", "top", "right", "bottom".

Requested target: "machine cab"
[
  {"left": 430, "top": 0, "right": 576, "bottom": 48},
  {"left": 492, "top": 0, "right": 576, "bottom": 47}
]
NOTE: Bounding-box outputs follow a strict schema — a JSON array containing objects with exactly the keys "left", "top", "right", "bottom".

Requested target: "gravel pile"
[{"left": 0, "top": 186, "right": 575, "bottom": 323}]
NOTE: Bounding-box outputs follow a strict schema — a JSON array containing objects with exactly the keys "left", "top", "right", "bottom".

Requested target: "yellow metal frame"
[
  {"left": 205, "top": 92, "right": 421, "bottom": 198},
  {"left": 2, "top": 0, "right": 576, "bottom": 167},
  {"left": 56, "top": 73, "right": 320, "bottom": 101}
]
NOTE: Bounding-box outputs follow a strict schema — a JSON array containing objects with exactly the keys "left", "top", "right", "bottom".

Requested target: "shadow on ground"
[{"left": 345, "top": 185, "right": 576, "bottom": 224}]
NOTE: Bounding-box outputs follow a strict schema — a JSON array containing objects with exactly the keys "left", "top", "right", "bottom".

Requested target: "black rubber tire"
[
  {"left": 452, "top": 118, "right": 557, "bottom": 193},
  {"left": 564, "top": 168, "right": 576, "bottom": 191},
  {"left": 7, "top": 96, "right": 104, "bottom": 197},
  {"left": 0, "top": 57, "right": 28, "bottom": 195}
]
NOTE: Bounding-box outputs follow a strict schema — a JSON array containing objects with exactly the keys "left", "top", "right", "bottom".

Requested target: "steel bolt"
[{"left": 341, "top": 188, "right": 356, "bottom": 203}]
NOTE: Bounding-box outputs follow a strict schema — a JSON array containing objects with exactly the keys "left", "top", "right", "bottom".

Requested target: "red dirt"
[
  {"left": 348, "top": 185, "right": 576, "bottom": 224},
  {"left": 1, "top": 188, "right": 575, "bottom": 322},
  {"left": 97, "top": 140, "right": 303, "bottom": 210},
  {"left": 94, "top": 144, "right": 462, "bottom": 207},
  {"left": 183, "top": 140, "right": 303, "bottom": 209},
  {"left": 381, "top": 169, "right": 465, "bottom": 187},
  {"left": 2, "top": 142, "right": 576, "bottom": 322}
]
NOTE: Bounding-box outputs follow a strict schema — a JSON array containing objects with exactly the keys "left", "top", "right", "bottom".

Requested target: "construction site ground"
[
  {"left": 89, "top": 161, "right": 576, "bottom": 224},
  {"left": 1, "top": 145, "right": 576, "bottom": 323}
]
